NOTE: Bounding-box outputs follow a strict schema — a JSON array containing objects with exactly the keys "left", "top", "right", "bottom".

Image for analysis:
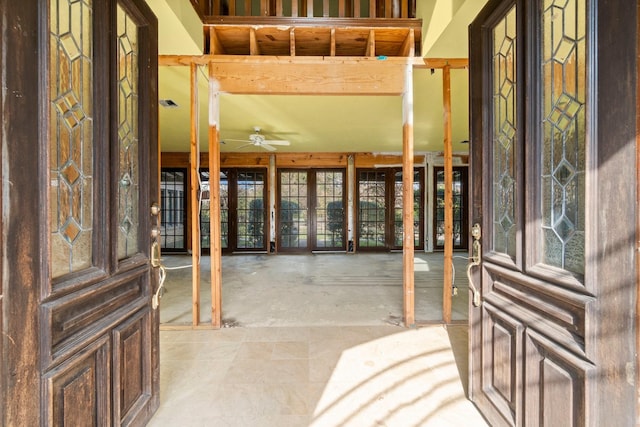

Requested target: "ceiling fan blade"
[
  {"left": 261, "top": 143, "right": 277, "bottom": 151},
  {"left": 235, "top": 143, "right": 254, "bottom": 150},
  {"left": 224, "top": 138, "right": 252, "bottom": 143},
  {"left": 262, "top": 140, "right": 290, "bottom": 146}
]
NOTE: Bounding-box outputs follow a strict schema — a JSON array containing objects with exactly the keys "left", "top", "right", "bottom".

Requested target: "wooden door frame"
[{"left": 2, "top": 2, "right": 42, "bottom": 423}]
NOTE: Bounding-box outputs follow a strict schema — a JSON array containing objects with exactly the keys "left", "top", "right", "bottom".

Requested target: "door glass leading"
[
  {"left": 540, "top": 0, "right": 586, "bottom": 275},
  {"left": 116, "top": 4, "right": 140, "bottom": 260},
  {"left": 491, "top": 6, "right": 517, "bottom": 258},
  {"left": 49, "top": 0, "right": 94, "bottom": 277}
]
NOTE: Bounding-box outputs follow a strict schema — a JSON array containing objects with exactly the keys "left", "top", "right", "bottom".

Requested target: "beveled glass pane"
[
  {"left": 50, "top": 0, "right": 94, "bottom": 278},
  {"left": 540, "top": 0, "right": 586, "bottom": 275},
  {"left": 491, "top": 6, "right": 517, "bottom": 258},
  {"left": 117, "top": 4, "right": 140, "bottom": 260}
]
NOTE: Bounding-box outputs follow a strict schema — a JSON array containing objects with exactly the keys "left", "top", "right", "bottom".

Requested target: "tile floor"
[
  {"left": 159, "top": 253, "right": 471, "bottom": 326},
  {"left": 149, "top": 253, "right": 488, "bottom": 426},
  {"left": 149, "top": 325, "right": 489, "bottom": 426}
]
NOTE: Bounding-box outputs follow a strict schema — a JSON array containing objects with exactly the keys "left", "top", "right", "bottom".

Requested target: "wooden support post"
[
  {"left": 402, "top": 62, "right": 415, "bottom": 327},
  {"left": 189, "top": 63, "right": 201, "bottom": 326},
  {"left": 442, "top": 65, "right": 453, "bottom": 324},
  {"left": 209, "top": 62, "right": 223, "bottom": 329}
]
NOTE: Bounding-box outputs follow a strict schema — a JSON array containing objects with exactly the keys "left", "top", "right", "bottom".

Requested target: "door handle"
[
  {"left": 150, "top": 203, "right": 166, "bottom": 310},
  {"left": 466, "top": 223, "right": 482, "bottom": 307}
]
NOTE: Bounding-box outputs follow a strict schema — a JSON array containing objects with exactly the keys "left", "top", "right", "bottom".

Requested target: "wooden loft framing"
[{"left": 158, "top": 54, "right": 468, "bottom": 328}]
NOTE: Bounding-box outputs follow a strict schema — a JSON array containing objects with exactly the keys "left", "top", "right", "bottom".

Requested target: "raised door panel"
[
  {"left": 113, "top": 309, "right": 152, "bottom": 426},
  {"left": 481, "top": 303, "right": 523, "bottom": 426},
  {"left": 43, "top": 269, "right": 149, "bottom": 367},
  {"left": 44, "top": 336, "right": 111, "bottom": 427},
  {"left": 523, "top": 330, "right": 593, "bottom": 427}
]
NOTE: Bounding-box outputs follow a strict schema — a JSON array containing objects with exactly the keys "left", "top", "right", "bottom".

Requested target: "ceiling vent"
[{"left": 159, "top": 99, "right": 179, "bottom": 108}]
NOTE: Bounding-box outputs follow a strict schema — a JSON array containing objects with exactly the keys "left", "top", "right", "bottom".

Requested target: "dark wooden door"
[
  {"left": 2, "top": 0, "right": 160, "bottom": 425},
  {"left": 469, "top": 1, "right": 637, "bottom": 426}
]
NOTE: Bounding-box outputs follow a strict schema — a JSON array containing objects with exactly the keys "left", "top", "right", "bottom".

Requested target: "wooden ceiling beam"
[
  {"left": 420, "top": 58, "right": 469, "bottom": 69},
  {"left": 159, "top": 55, "right": 466, "bottom": 69},
  {"left": 209, "top": 61, "right": 405, "bottom": 95}
]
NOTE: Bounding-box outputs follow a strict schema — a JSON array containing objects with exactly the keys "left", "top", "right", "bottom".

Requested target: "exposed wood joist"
[{"left": 201, "top": 25, "right": 420, "bottom": 57}]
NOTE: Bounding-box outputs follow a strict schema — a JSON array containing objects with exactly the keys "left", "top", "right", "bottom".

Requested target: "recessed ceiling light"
[{"left": 159, "top": 99, "right": 179, "bottom": 108}]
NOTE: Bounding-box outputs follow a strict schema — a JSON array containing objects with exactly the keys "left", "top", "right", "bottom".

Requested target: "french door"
[
  {"left": 222, "top": 169, "right": 268, "bottom": 252},
  {"left": 434, "top": 166, "right": 468, "bottom": 250},
  {"left": 277, "top": 169, "right": 346, "bottom": 252},
  {"left": 160, "top": 169, "right": 187, "bottom": 252},
  {"left": 469, "top": 0, "right": 637, "bottom": 426},
  {"left": 356, "top": 168, "right": 424, "bottom": 251},
  {"left": 2, "top": 0, "right": 160, "bottom": 425}
]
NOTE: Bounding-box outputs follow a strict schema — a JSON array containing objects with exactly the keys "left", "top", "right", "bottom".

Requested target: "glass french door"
[
  {"left": 357, "top": 168, "right": 424, "bottom": 251},
  {"left": 160, "top": 169, "right": 187, "bottom": 252},
  {"left": 434, "top": 166, "right": 468, "bottom": 250},
  {"left": 278, "top": 169, "right": 346, "bottom": 252},
  {"left": 202, "top": 168, "right": 267, "bottom": 253}
]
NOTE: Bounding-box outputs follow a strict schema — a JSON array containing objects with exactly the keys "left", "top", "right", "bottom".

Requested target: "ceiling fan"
[{"left": 224, "top": 127, "right": 291, "bottom": 152}]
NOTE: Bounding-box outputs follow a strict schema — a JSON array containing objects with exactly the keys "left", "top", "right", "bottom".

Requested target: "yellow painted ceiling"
[{"left": 152, "top": 0, "right": 488, "bottom": 154}]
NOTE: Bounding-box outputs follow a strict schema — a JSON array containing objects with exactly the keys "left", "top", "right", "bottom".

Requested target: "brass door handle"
[{"left": 467, "top": 223, "right": 482, "bottom": 307}]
